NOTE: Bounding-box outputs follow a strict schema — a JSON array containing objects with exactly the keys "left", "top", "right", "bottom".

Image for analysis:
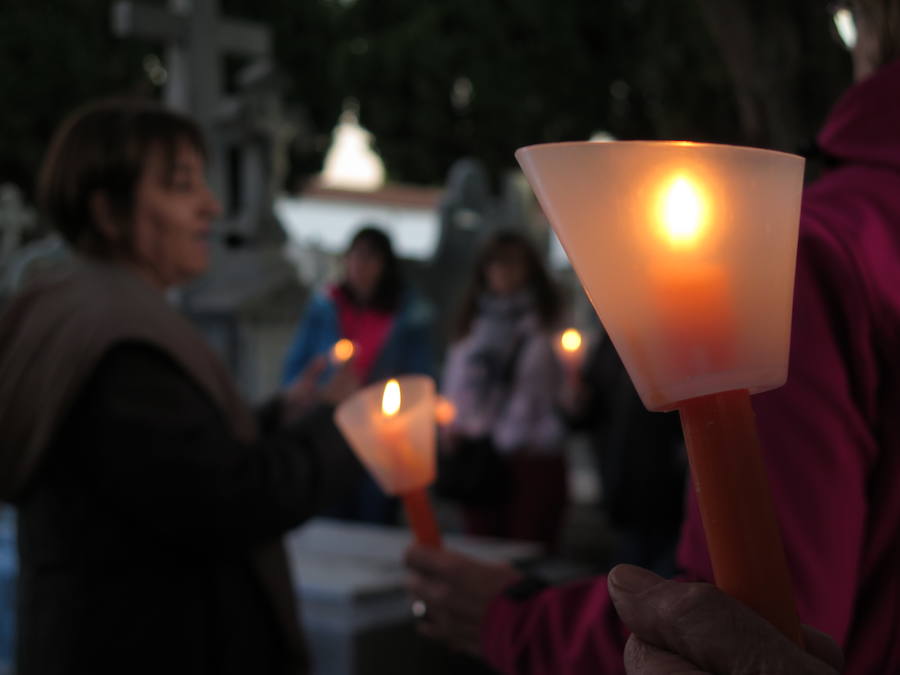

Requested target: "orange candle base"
[
  {"left": 402, "top": 487, "right": 442, "bottom": 549},
  {"left": 679, "top": 389, "right": 802, "bottom": 644}
]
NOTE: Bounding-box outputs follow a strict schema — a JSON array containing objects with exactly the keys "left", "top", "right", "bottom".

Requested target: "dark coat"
[
  {"left": 561, "top": 335, "right": 685, "bottom": 539},
  {"left": 16, "top": 342, "right": 357, "bottom": 675},
  {"left": 578, "top": 337, "right": 685, "bottom": 534}
]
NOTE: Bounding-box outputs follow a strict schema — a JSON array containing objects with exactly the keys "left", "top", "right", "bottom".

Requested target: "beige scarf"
[{"left": 0, "top": 256, "right": 308, "bottom": 673}]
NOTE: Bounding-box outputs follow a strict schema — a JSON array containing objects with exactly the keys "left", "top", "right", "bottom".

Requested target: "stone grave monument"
[{"left": 112, "top": 0, "right": 306, "bottom": 400}]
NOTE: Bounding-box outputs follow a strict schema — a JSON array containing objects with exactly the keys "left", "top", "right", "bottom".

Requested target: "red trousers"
[{"left": 462, "top": 453, "right": 567, "bottom": 552}]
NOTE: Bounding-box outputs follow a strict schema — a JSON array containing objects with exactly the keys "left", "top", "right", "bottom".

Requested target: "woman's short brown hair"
[
  {"left": 36, "top": 98, "right": 206, "bottom": 253},
  {"left": 453, "top": 230, "right": 562, "bottom": 339}
]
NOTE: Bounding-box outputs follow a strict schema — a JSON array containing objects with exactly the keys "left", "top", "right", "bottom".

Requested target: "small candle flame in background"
[
  {"left": 659, "top": 175, "right": 706, "bottom": 248},
  {"left": 560, "top": 328, "right": 583, "bottom": 353},
  {"left": 332, "top": 339, "right": 355, "bottom": 363},
  {"left": 382, "top": 379, "right": 401, "bottom": 417},
  {"left": 434, "top": 396, "right": 457, "bottom": 426}
]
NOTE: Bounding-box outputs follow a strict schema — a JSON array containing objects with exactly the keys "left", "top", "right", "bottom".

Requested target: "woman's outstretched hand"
[{"left": 283, "top": 355, "right": 360, "bottom": 422}]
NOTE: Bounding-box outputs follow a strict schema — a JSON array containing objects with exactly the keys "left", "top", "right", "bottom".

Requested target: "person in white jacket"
[{"left": 440, "top": 230, "right": 567, "bottom": 551}]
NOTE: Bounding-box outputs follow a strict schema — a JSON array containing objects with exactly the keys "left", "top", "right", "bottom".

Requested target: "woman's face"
[
  {"left": 130, "top": 142, "right": 221, "bottom": 288},
  {"left": 345, "top": 243, "right": 385, "bottom": 301},
  {"left": 485, "top": 246, "right": 529, "bottom": 296}
]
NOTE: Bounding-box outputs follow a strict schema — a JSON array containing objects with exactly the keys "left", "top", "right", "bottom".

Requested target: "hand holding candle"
[
  {"left": 335, "top": 376, "right": 442, "bottom": 548},
  {"left": 517, "top": 141, "right": 805, "bottom": 643},
  {"left": 555, "top": 327, "right": 586, "bottom": 382}
]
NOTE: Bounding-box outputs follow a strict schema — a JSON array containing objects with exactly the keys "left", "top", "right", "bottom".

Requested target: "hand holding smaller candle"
[
  {"left": 283, "top": 346, "right": 360, "bottom": 422},
  {"left": 319, "top": 359, "right": 360, "bottom": 407},
  {"left": 335, "top": 375, "right": 442, "bottom": 548},
  {"left": 405, "top": 544, "right": 524, "bottom": 656}
]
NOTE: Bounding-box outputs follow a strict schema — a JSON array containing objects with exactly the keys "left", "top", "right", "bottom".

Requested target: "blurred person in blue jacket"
[{"left": 282, "top": 225, "right": 435, "bottom": 523}]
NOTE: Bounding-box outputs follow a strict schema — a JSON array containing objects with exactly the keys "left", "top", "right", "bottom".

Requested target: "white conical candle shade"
[
  {"left": 516, "top": 141, "right": 805, "bottom": 410},
  {"left": 334, "top": 375, "right": 437, "bottom": 494}
]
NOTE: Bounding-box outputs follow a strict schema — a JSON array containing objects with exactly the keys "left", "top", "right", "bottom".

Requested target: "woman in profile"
[{"left": 0, "top": 99, "right": 360, "bottom": 675}]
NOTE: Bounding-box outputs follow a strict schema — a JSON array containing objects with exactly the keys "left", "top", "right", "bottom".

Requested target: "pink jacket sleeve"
[
  {"left": 481, "top": 204, "right": 876, "bottom": 672},
  {"left": 679, "top": 210, "right": 876, "bottom": 645},
  {"left": 483, "top": 577, "right": 629, "bottom": 674}
]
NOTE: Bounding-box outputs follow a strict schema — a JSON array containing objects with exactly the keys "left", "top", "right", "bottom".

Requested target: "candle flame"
[
  {"left": 332, "top": 339, "right": 355, "bottom": 363},
  {"left": 381, "top": 379, "right": 401, "bottom": 417},
  {"left": 660, "top": 176, "right": 705, "bottom": 247},
  {"left": 560, "top": 328, "right": 583, "bottom": 353}
]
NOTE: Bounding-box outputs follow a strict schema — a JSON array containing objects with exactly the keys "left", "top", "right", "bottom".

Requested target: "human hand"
[
  {"left": 608, "top": 564, "right": 843, "bottom": 675},
  {"left": 319, "top": 358, "right": 360, "bottom": 406},
  {"left": 405, "top": 544, "right": 524, "bottom": 657},
  {"left": 283, "top": 355, "right": 360, "bottom": 422},
  {"left": 282, "top": 355, "right": 329, "bottom": 422}
]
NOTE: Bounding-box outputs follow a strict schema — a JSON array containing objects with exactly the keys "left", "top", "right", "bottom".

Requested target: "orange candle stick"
[
  {"left": 402, "top": 486, "right": 442, "bottom": 549},
  {"left": 334, "top": 376, "right": 442, "bottom": 548},
  {"left": 517, "top": 140, "right": 806, "bottom": 642},
  {"left": 679, "top": 389, "right": 800, "bottom": 643}
]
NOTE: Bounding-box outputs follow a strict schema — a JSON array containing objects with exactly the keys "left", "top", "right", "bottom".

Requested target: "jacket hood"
[{"left": 818, "top": 57, "right": 900, "bottom": 170}]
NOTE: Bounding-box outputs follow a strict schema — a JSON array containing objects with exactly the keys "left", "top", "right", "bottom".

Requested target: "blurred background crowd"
[{"left": 0, "top": 1, "right": 868, "bottom": 673}]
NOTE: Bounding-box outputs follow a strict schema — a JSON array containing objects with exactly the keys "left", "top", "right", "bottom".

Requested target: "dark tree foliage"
[
  {"left": 0, "top": 0, "right": 854, "bottom": 194},
  {"left": 329, "top": 0, "right": 743, "bottom": 185},
  {"left": 0, "top": 1, "right": 148, "bottom": 197},
  {"left": 329, "top": 0, "right": 852, "bottom": 184}
]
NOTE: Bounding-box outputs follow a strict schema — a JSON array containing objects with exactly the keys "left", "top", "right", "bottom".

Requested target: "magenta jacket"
[{"left": 482, "top": 58, "right": 900, "bottom": 674}]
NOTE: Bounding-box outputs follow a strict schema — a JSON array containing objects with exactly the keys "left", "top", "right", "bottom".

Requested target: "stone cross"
[
  {"left": 0, "top": 184, "right": 36, "bottom": 265},
  {"left": 111, "top": 0, "right": 273, "bottom": 227},
  {"left": 215, "top": 61, "right": 294, "bottom": 245},
  {"left": 112, "top": 0, "right": 270, "bottom": 121}
]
